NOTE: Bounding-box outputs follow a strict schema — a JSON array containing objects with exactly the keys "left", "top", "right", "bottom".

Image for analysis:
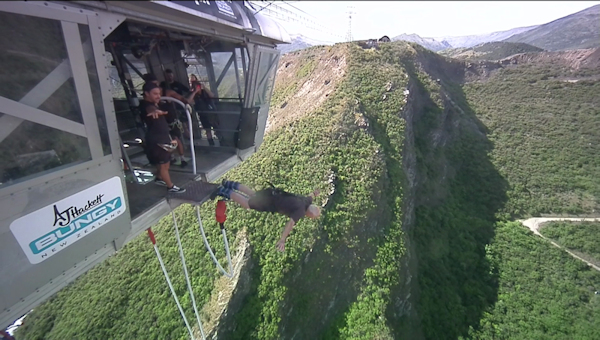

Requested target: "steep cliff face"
[
  {"left": 396, "top": 45, "right": 508, "bottom": 339},
  {"left": 212, "top": 42, "right": 508, "bottom": 339}
]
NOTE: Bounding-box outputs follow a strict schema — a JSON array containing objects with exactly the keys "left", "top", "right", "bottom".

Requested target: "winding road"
[{"left": 519, "top": 217, "right": 600, "bottom": 272}]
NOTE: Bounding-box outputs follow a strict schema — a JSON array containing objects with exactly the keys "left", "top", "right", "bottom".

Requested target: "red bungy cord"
[
  {"left": 216, "top": 200, "right": 227, "bottom": 224},
  {"left": 147, "top": 228, "right": 156, "bottom": 245}
]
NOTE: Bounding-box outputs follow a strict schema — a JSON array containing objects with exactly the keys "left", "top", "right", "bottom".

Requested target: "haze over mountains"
[
  {"left": 395, "top": 4, "right": 599, "bottom": 52},
  {"left": 282, "top": 4, "right": 600, "bottom": 54}
]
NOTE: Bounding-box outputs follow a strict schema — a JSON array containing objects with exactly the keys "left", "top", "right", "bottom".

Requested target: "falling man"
[{"left": 212, "top": 180, "right": 321, "bottom": 252}]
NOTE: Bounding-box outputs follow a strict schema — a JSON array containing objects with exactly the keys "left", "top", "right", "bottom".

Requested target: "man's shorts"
[{"left": 145, "top": 143, "right": 172, "bottom": 165}]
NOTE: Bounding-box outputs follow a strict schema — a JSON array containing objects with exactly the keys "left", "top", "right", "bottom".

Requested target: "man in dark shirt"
[
  {"left": 139, "top": 82, "right": 185, "bottom": 193},
  {"left": 190, "top": 78, "right": 219, "bottom": 146},
  {"left": 212, "top": 180, "right": 321, "bottom": 252},
  {"left": 159, "top": 69, "right": 190, "bottom": 96},
  {"left": 144, "top": 73, "right": 200, "bottom": 166}
]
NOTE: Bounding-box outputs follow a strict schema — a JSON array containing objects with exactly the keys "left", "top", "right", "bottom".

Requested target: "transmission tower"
[{"left": 346, "top": 5, "right": 355, "bottom": 42}]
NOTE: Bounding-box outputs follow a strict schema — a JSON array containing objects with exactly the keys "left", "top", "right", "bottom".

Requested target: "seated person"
[
  {"left": 138, "top": 82, "right": 185, "bottom": 193},
  {"left": 143, "top": 73, "right": 200, "bottom": 166}
]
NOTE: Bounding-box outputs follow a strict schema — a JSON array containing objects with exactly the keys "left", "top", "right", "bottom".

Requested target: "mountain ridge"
[{"left": 504, "top": 4, "right": 600, "bottom": 51}]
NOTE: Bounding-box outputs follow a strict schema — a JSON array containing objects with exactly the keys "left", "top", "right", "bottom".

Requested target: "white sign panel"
[{"left": 10, "top": 176, "right": 127, "bottom": 264}]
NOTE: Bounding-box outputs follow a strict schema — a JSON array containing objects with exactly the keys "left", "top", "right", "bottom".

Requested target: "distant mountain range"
[
  {"left": 504, "top": 4, "right": 600, "bottom": 51},
  {"left": 277, "top": 34, "right": 335, "bottom": 54},
  {"left": 281, "top": 4, "right": 600, "bottom": 54},
  {"left": 434, "top": 26, "right": 540, "bottom": 49},
  {"left": 438, "top": 42, "right": 544, "bottom": 61},
  {"left": 393, "top": 4, "right": 599, "bottom": 52}
]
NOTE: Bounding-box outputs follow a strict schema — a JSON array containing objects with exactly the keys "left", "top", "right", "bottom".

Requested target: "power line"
[
  {"left": 247, "top": 1, "right": 344, "bottom": 40},
  {"left": 281, "top": 1, "right": 318, "bottom": 20}
]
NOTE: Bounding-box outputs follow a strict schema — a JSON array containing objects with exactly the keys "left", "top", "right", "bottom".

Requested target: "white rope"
[
  {"left": 151, "top": 242, "right": 195, "bottom": 340},
  {"left": 222, "top": 228, "right": 233, "bottom": 275},
  {"left": 171, "top": 211, "right": 207, "bottom": 340},
  {"left": 196, "top": 206, "right": 234, "bottom": 278}
]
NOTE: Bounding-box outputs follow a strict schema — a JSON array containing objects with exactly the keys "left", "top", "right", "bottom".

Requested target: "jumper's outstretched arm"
[{"left": 276, "top": 218, "right": 296, "bottom": 252}]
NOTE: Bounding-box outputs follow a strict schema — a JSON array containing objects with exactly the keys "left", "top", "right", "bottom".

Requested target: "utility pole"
[{"left": 346, "top": 5, "right": 355, "bottom": 42}]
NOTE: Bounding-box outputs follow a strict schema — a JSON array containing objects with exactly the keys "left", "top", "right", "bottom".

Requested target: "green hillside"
[
  {"left": 439, "top": 42, "right": 544, "bottom": 61},
  {"left": 467, "top": 221, "right": 600, "bottom": 340},
  {"left": 541, "top": 221, "right": 600, "bottom": 265},
  {"left": 15, "top": 41, "right": 600, "bottom": 340},
  {"left": 505, "top": 5, "right": 600, "bottom": 51},
  {"left": 464, "top": 61, "right": 600, "bottom": 217}
]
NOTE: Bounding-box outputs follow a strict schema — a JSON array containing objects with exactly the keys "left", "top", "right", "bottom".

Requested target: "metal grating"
[{"left": 166, "top": 181, "right": 220, "bottom": 208}]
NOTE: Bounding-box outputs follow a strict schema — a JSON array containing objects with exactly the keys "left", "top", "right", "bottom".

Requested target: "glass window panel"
[
  {"left": 253, "top": 52, "right": 278, "bottom": 106},
  {"left": 0, "top": 117, "right": 91, "bottom": 188},
  {"left": 107, "top": 53, "right": 126, "bottom": 99},
  {"left": 211, "top": 51, "right": 241, "bottom": 98},
  {"left": 0, "top": 12, "right": 83, "bottom": 123},
  {"left": 124, "top": 53, "right": 147, "bottom": 95}
]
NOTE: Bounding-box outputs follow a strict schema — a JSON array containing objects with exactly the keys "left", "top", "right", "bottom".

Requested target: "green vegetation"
[
  {"left": 295, "top": 57, "right": 316, "bottom": 78},
  {"left": 540, "top": 221, "right": 600, "bottom": 265},
  {"left": 270, "top": 82, "right": 298, "bottom": 108},
  {"left": 397, "top": 44, "right": 508, "bottom": 339},
  {"left": 467, "top": 221, "right": 600, "bottom": 340},
  {"left": 440, "top": 42, "right": 544, "bottom": 61},
  {"left": 464, "top": 63, "right": 600, "bottom": 217},
  {"left": 14, "top": 40, "right": 600, "bottom": 340}
]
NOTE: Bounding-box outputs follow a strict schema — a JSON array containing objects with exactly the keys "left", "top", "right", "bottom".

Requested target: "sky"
[{"left": 256, "top": 1, "right": 600, "bottom": 43}]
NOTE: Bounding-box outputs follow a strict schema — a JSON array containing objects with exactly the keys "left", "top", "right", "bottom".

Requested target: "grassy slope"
[
  {"left": 464, "top": 63, "right": 600, "bottom": 217},
  {"left": 223, "top": 43, "right": 410, "bottom": 340},
  {"left": 397, "top": 43, "right": 600, "bottom": 340},
  {"left": 439, "top": 42, "right": 543, "bottom": 61},
  {"left": 467, "top": 222, "right": 600, "bottom": 340},
  {"left": 540, "top": 221, "right": 600, "bottom": 264}
]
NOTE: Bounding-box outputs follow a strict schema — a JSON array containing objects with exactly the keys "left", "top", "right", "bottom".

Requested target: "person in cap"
[{"left": 139, "top": 82, "right": 185, "bottom": 193}]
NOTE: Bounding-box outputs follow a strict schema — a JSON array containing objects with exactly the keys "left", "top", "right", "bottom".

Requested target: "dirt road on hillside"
[{"left": 519, "top": 218, "right": 600, "bottom": 271}]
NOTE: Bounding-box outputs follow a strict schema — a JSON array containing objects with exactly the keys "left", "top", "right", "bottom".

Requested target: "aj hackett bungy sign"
[{"left": 10, "top": 177, "right": 126, "bottom": 264}]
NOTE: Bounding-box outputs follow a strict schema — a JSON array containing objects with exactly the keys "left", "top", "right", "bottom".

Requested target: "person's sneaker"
[
  {"left": 172, "top": 158, "right": 182, "bottom": 166},
  {"left": 168, "top": 185, "right": 186, "bottom": 193},
  {"left": 210, "top": 183, "right": 230, "bottom": 200},
  {"left": 154, "top": 179, "right": 167, "bottom": 187}
]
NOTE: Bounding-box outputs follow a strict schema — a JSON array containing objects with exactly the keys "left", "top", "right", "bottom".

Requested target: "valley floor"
[{"left": 519, "top": 217, "right": 600, "bottom": 271}]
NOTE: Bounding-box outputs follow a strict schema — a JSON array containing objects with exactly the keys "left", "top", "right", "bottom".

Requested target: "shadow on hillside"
[
  {"left": 388, "top": 52, "right": 509, "bottom": 340},
  {"left": 276, "top": 174, "right": 386, "bottom": 339},
  {"left": 215, "top": 179, "right": 384, "bottom": 340}
]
